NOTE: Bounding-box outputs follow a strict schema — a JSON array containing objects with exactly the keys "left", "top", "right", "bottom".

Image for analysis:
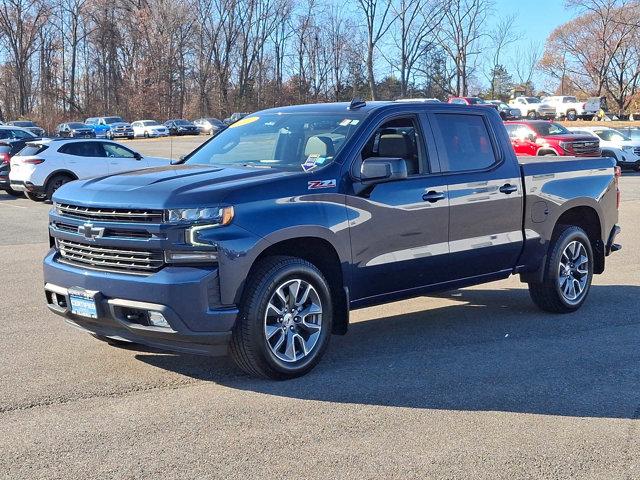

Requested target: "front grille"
[
  {"left": 56, "top": 239, "right": 163, "bottom": 273},
  {"left": 52, "top": 221, "right": 152, "bottom": 239},
  {"left": 570, "top": 141, "right": 599, "bottom": 155},
  {"left": 57, "top": 203, "right": 163, "bottom": 223},
  {"left": 634, "top": 147, "right": 640, "bottom": 156}
]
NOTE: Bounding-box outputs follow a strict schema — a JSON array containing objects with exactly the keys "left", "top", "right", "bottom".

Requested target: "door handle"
[
  {"left": 499, "top": 183, "right": 518, "bottom": 194},
  {"left": 422, "top": 191, "right": 446, "bottom": 203}
]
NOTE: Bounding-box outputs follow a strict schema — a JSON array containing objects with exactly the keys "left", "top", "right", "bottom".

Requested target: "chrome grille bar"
[
  {"left": 56, "top": 239, "right": 164, "bottom": 273},
  {"left": 57, "top": 203, "right": 163, "bottom": 223}
]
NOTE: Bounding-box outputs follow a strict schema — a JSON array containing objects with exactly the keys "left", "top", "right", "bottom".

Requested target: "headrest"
[
  {"left": 378, "top": 134, "right": 409, "bottom": 158},
  {"left": 304, "top": 136, "right": 335, "bottom": 158}
]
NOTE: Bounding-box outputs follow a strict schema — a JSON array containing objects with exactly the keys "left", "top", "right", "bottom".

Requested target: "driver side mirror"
[
  {"left": 360, "top": 157, "right": 408, "bottom": 185},
  {"left": 133, "top": 152, "right": 142, "bottom": 160}
]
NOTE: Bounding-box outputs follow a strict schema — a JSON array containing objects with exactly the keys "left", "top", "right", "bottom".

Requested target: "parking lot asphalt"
[{"left": 0, "top": 151, "right": 638, "bottom": 479}]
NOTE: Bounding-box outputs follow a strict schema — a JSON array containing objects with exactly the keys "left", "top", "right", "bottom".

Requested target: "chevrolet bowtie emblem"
[{"left": 78, "top": 223, "right": 104, "bottom": 241}]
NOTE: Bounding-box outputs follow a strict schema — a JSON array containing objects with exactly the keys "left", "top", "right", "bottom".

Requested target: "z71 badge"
[{"left": 308, "top": 179, "right": 336, "bottom": 190}]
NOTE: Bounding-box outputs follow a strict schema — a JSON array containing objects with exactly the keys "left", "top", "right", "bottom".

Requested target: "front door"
[
  {"left": 346, "top": 114, "right": 451, "bottom": 301},
  {"left": 100, "top": 142, "right": 144, "bottom": 174}
]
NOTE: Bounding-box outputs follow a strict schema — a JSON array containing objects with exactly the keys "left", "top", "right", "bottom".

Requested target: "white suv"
[
  {"left": 9, "top": 139, "right": 171, "bottom": 201},
  {"left": 542, "top": 96, "right": 601, "bottom": 121},
  {"left": 568, "top": 126, "right": 640, "bottom": 170}
]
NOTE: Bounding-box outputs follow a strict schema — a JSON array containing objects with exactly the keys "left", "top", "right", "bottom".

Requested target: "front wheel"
[
  {"left": 566, "top": 110, "right": 577, "bottom": 121},
  {"left": 528, "top": 225, "right": 594, "bottom": 313},
  {"left": 25, "top": 191, "right": 46, "bottom": 202},
  {"left": 230, "top": 256, "right": 333, "bottom": 379},
  {"left": 46, "top": 174, "right": 73, "bottom": 200}
]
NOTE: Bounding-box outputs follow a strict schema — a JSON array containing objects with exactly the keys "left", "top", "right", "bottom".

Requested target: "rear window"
[
  {"left": 18, "top": 144, "right": 48, "bottom": 156},
  {"left": 431, "top": 113, "right": 497, "bottom": 172}
]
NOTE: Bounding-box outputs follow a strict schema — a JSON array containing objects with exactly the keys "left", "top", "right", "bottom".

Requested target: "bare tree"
[
  {"left": 486, "top": 13, "right": 521, "bottom": 98},
  {"left": 389, "top": 0, "right": 443, "bottom": 98},
  {"left": 356, "top": 0, "right": 394, "bottom": 100},
  {"left": 436, "top": 0, "right": 491, "bottom": 96}
]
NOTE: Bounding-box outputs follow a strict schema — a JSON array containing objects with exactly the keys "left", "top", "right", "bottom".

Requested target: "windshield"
[
  {"left": 142, "top": 121, "right": 159, "bottom": 126},
  {"left": 565, "top": 97, "right": 578, "bottom": 103},
  {"left": 595, "top": 129, "right": 631, "bottom": 142},
  {"left": 175, "top": 120, "right": 192, "bottom": 126},
  {"left": 67, "top": 123, "right": 86, "bottom": 129},
  {"left": 530, "top": 122, "right": 570, "bottom": 136},
  {"left": 13, "top": 121, "right": 35, "bottom": 127},
  {"left": 184, "top": 113, "right": 362, "bottom": 171},
  {"left": 104, "top": 117, "right": 124, "bottom": 124},
  {"left": 525, "top": 97, "right": 541, "bottom": 104}
]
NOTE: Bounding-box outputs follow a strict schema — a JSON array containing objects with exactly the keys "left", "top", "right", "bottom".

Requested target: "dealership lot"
[{"left": 0, "top": 138, "right": 639, "bottom": 479}]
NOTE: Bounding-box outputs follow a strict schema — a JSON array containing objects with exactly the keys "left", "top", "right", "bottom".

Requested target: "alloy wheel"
[
  {"left": 264, "top": 278, "right": 323, "bottom": 363},
  {"left": 557, "top": 240, "right": 590, "bottom": 303}
]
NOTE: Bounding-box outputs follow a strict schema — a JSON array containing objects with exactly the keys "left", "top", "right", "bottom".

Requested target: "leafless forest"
[{"left": 0, "top": 0, "right": 638, "bottom": 130}]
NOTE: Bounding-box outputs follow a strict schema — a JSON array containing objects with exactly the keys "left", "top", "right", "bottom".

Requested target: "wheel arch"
[
  {"left": 43, "top": 169, "right": 78, "bottom": 189},
  {"left": 243, "top": 235, "right": 349, "bottom": 335},
  {"left": 553, "top": 205, "right": 604, "bottom": 274}
]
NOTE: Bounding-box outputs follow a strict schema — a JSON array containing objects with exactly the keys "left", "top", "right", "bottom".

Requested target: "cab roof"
[{"left": 255, "top": 100, "right": 488, "bottom": 116}]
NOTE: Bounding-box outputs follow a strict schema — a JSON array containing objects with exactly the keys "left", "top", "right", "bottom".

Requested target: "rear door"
[
  {"left": 346, "top": 113, "right": 451, "bottom": 301},
  {"left": 429, "top": 111, "right": 524, "bottom": 279},
  {"left": 60, "top": 141, "right": 110, "bottom": 178}
]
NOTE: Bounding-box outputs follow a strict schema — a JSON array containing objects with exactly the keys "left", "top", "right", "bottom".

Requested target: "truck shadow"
[{"left": 136, "top": 284, "right": 640, "bottom": 419}]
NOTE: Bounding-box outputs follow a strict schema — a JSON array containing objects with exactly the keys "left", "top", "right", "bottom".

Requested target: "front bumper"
[
  {"left": 43, "top": 249, "right": 238, "bottom": 356},
  {"left": 111, "top": 131, "right": 134, "bottom": 138}
]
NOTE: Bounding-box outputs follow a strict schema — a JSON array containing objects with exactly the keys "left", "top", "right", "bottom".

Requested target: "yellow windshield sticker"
[{"left": 229, "top": 116, "right": 259, "bottom": 128}]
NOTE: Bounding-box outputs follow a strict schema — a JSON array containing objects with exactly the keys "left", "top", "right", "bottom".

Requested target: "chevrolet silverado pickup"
[{"left": 43, "top": 101, "right": 622, "bottom": 379}]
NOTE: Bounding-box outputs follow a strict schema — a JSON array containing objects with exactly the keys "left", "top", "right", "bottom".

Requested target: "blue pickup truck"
[{"left": 44, "top": 101, "right": 621, "bottom": 379}]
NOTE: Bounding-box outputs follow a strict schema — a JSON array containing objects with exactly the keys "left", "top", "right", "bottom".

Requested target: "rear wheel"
[
  {"left": 45, "top": 174, "right": 74, "bottom": 200},
  {"left": 3, "top": 187, "right": 23, "bottom": 197},
  {"left": 25, "top": 191, "right": 46, "bottom": 202},
  {"left": 528, "top": 225, "right": 593, "bottom": 313},
  {"left": 230, "top": 256, "right": 333, "bottom": 379}
]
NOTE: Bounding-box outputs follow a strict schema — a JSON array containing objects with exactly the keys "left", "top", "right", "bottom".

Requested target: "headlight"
[{"left": 165, "top": 206, "right": 234, "bottom": 224}]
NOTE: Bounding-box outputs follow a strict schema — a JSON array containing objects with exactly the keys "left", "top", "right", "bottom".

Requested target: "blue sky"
[{"left": 493, "top": 0, "right": 574, "bottom": 45}]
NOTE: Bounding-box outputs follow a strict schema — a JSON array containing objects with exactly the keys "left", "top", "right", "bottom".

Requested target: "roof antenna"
[{"left": 348, "top": 98, "right": 366, "bottom": 110}]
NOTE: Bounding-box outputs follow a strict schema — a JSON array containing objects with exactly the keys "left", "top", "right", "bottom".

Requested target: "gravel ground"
[{"left": 0, "top": 154, "right": 638, "bottom": 480}]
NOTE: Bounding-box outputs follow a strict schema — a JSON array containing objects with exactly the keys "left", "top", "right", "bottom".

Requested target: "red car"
[
  {"left": 448, "top": 97, "right": 499, "bottom": 111},
  {"left": 504, "top": 120, "right": 600, "bottom": 157}
]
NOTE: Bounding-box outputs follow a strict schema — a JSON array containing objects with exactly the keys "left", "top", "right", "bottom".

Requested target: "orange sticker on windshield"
[{"left": 229, "top": 116, "right": 259, "bottom": 128}]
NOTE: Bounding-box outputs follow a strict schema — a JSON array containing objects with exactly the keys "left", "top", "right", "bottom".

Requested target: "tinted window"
[
  {"left": 525, "top": 97, "right": 540, "bottom": 103},
  {"left": 104, "top": 117, "right": 124, "bottom": 124},
  {"left": 5, "top": 129, "right": 35, "bottom": 139},
  {"left": 18, "top": 144, "right": 48, "bottom": 156},
  {"left": 432, "top": 114, "right": 497, "bottom": 172},
  {"left": 175, "top": 120, "right": 191, "bottom": 126},
  {"left": 530, "top": 122, "right": 569, "bottom": 136},
  {"left": 59, "top": 142, "right": 105, "bottom": 157},
  {"left": 361, "top": 117, "right": 425, "bottom": 176},
  {"left": 68, "top": 123, "right": 86, "bottom": 129},
  {"left": 102, "top": 143, "right": 135, "bottom": 158}
]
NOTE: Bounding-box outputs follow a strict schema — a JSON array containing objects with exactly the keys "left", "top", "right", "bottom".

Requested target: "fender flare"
[{"left": 43, "top": 170, "right": 78, "bottom": 189}]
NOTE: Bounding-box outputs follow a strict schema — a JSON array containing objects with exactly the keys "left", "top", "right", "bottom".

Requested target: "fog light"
[{"left": 148, "top": 311, "right": 170, "bottom": 328}]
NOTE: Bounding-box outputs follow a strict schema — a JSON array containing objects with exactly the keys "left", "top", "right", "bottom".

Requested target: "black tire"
[
  {"left": 144, "top": 131, "right": 149, "bottom": 138},
  {"left": 45, "top": 174, "right": 74, "bottom": 200},
  {"left": 566, "top": 110, "right": 577, "bottom": 121},
  {"left": 528, "top": 225, "right": 594, "bottom": 313},
  {"left": 527, "top": 110, "right": 537, "bottom": 119},
  {"left": 25, "top": 191, "right": 46, "bottom": 202},
  {"left": 3, "top": 187, "right": 23, "bottom": 197},
  {"left": 230, "top": 256, "right": 333, "bottom": 379}
]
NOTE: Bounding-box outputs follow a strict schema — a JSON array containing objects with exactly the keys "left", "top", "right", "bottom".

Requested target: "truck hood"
[
  {"left": 53, "top": 164, "right": 297, "bottom": 209},
  {"left": 109, "top": 122, "right": 132, "bottom": 128}
]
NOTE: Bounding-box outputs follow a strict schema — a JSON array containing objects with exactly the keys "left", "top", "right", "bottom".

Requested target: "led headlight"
[
  {"left": 164, "top": 250, "right": 218, "bottom": 263},
  {"left": 165, "top": 206, "right": 234, "bottom": 224}
]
